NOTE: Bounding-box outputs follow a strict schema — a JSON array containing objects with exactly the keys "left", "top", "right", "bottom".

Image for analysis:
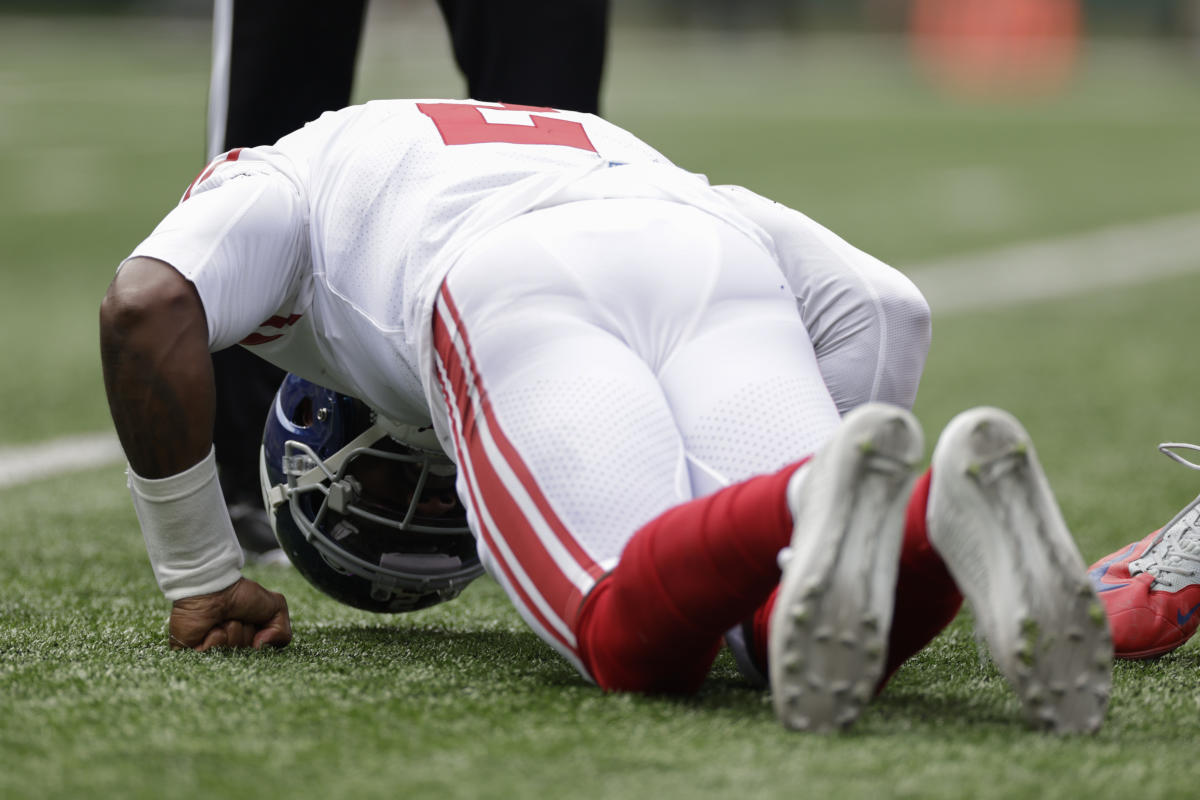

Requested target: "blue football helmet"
[{"left": 259, "top": 374, "right": 483, "bottom": 612}]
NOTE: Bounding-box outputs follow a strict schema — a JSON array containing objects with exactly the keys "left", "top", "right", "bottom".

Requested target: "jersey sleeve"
[{"left": 123, "top": 154, "right": 308, "bottom": 352}]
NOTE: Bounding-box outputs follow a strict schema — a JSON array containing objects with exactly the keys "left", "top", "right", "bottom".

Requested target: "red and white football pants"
[{"left": 432, "top": 198, "right": 956, "bottom": 689}]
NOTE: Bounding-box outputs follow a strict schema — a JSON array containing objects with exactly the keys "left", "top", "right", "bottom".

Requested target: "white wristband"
[{"left": 127, "top": 447, "right": 244, "bottom": 601}]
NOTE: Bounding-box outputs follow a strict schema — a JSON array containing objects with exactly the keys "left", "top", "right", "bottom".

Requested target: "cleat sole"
[{"left": 769, "top": 405, "right": 923, "bottom": 734}]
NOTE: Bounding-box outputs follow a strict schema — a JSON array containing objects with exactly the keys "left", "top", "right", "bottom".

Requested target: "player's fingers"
[
  {"left": 168, "top": 622, "right": 203, "bottom": 651},
  {"left": 252, "top": 624, "right": 290, "bottom": 649},
  {"left": 170, "top": 581, "right": 245, "bottom": 650},
  {"left": 230, "top": 581, "right": 288, "bottom": 624},
  {"left": 222, "top": 620, "right": 255, "bottom": 649},
  {"left": 169, "top": 633, "right": 191, "bottom": 650},
  {"left": 197, "top": 626, "right": 228, "bottom": 652},
  {"left": 253, "top": 597, "right": 292, "bottom": 649}
]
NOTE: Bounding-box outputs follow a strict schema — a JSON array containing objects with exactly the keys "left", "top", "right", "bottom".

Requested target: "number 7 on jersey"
[{"left": 417, "top": 102, "right": 597, "bottom": 153}]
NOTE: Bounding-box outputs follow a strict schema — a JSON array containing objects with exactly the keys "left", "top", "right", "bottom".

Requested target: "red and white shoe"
[{"left": 1089, "top": 443, "right": 1200, "bottom": 659}]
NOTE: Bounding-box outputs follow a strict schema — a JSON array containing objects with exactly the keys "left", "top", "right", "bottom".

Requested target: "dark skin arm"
[{"left": 99, "top": 256, "right": 291, "bottom": 650}]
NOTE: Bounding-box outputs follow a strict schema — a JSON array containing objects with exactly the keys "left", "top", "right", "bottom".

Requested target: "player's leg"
[
  {"left": 432, "top": 199, "right": 846, "bottom": 690},
  {"left": 459, "top": 200, "right": 925, "bottom": 721},
  {"left": 608, "top": 227, "right": 924, "bottom": 725},
  {"left": 729, "top": 407, "right": 1111, "bottom": 733},
  {"left": 766, "top": 203, "right": 955, "bottom": 681},
  {"left": 609, "top": 210, "right": 954, "bottom": 701},
  {"left": 579, "top": 402, "right": 923, "bottom": 727},
  {"left": 800, "top": 244, "right": 931, "bottom": 415},
  {"left": 576, "top": 214, "right": 845, "bottom": 695},
  {"left": 432, "top": 203, "right": 696, "bottom": 677},
  {"left": 728, "top": 468, "right": 965, "bottom": 690},
  {"left": 713, "top": 185, "right": 932, "bottom": 415},
  {"left": 206, "top": 0, "right": 366, "bottom": 560},
  {"left": 208, "top": 0, "right": 366, "bottom": 158},
  {"left": 435, "top": 0, "right": 609, "bottom": 113}
]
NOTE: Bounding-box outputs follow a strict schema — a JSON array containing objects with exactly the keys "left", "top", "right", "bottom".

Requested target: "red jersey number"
[{"left": 416, "top": 102, "right": 597, "bottom": 153}]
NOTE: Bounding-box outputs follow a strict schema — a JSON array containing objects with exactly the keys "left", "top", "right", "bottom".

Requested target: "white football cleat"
[
  {"left": 927, "top": 407, "right": 1112, "bottom": 734},
  {"left": 769, "top": 403, "right": 923, "bottom": 733}
]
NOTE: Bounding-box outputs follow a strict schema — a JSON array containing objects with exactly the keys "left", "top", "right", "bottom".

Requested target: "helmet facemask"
[{"left": 261, "top": 375, "right": 483, "bottom": 612}]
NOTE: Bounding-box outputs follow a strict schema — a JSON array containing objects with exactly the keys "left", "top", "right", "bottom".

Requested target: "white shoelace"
[
  {"left": 1159, "top": 442, "right": 1200, "bottom": 473},
  {"left": 1130, "top": 444, "right": 1200, "bottom": 590}
]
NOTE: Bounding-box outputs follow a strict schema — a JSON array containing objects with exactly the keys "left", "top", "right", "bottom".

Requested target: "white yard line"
[
  {"left": 3, "top": 210, "right": 1199, "bottom": 490},
  {"left": 0, "top": 432, "right": 125, "bottom": 491},
  {"left": 908, "top": 210, "right": 1200, "bottom": 315}
]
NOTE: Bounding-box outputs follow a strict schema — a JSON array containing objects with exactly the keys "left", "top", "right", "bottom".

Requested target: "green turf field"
[{"left": 3, "top": 10, "right": 1200, "bottom": 799}]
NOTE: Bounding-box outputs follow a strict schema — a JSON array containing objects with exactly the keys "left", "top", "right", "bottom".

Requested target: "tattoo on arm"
[{"left": 100, "top": 259, "right": 216, "bottom": 479}]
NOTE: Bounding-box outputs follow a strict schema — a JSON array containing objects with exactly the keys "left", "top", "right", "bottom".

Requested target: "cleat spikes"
[
  {"left": 769, "top": 404, "right": 922, "bottom": 734},
  {"left": 926, "top": 407, "right": 1114, "bottom": 734}
]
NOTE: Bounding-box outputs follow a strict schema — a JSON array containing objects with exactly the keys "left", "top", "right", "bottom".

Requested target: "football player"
[
  {"left": 100, "top": 99, "right": 1109, "bottom": 733},
  {"left": 205, "top": 0, "right": 610, "bottom": 563}
]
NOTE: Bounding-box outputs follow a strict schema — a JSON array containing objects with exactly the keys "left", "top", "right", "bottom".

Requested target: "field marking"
[
  {"left": 0, "top": 432, "right": 126, "bottom": 491},
  {"left": 4, "top": 210, "right": 1199, "bottom": 490},
  {"left": 908, "top": 210, "right": 1200, "bottom": 315}
]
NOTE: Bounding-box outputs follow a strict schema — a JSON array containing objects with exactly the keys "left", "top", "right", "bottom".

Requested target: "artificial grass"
[{"left": 4, "top": 11, "right": 1200, "bottom": 799}]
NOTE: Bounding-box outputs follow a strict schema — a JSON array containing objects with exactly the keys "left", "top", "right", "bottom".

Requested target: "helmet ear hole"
[{"left": 291, "top": 397, "right": 314, "bottom": 427}]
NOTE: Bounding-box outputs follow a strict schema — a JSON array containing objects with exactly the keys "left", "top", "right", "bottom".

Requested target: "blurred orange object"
[{"left": 910, "top": 0, "right": 1081, "bottom": 98}]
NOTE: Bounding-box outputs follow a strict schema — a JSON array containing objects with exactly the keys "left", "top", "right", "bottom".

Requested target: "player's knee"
[
  {"left": 814, "top": 265, "right": 932, "bottom": 413},
  {"left": 868, "top": 276, "right": 931, "bottom": 410},
  {"left": 882, "top": 275, "right": 932, "bottom": 359}
]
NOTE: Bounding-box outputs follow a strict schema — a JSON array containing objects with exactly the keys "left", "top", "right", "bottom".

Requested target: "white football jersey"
[{"left": 126, "top": 99, "right": 773, "bottom": 430}]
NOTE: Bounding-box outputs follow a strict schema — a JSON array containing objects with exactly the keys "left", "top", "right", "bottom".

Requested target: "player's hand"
[{"left": 168, "top": 577, "right": 292, "bottom": 651}]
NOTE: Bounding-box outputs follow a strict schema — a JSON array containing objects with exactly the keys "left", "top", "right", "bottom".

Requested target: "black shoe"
[{"left": 228, "top": 502, "right": 291, "bottom": 566}]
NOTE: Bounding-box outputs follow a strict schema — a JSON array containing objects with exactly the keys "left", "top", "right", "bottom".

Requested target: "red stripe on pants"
[{"left": 433, "top": 287, "right": 607, "bottom": 657}]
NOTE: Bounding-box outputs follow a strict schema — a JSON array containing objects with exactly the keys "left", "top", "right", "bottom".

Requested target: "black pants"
[{"left": 207, "top": 0, "right": 609, "bottom": 504}]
